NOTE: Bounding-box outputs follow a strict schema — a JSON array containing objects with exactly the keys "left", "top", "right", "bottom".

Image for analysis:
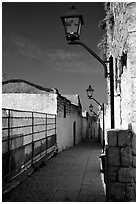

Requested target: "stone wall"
[
  {"left": 105, "top": 2, "right": 136, "bottom": 133},
  {"left": 106, "top": 129, "right": 136, "bottom": 201},
  {"left": 98, "top": 3, "right": 136, "bottom": 201}
]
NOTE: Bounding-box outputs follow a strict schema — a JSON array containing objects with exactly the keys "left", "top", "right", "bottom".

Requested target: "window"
[{"left": 64, "top": 105, "right": 66, "bottom": 118}]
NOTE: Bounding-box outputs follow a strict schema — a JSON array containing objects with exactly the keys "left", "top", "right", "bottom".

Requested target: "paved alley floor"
[{"left": 3, "top": 138, "right": 106, "bottom": 202}]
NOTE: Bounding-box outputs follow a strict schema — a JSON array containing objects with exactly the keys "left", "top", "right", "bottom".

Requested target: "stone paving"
[{"left": 3, "top": 138, "right": 106, "bottom": 202}]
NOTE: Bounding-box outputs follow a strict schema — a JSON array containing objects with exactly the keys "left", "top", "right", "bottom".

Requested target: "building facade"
[
  {"left": 98, "top": 3, "right": 136, "bottom": 201},
  {"left": 2, "top": 79, "right": 84, "bottom": 153},
  {"left": 99, "top": 2, "right": 136, "bottom": 135}
]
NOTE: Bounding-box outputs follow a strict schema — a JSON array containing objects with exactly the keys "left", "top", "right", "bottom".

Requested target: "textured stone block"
[
  {"left": 133, "top": 156, "right": 136, "bottom": 167},
  {"left": 108, "top": 182, "right": 125, "bottom": 201},
  {"left": 132, "top": 135, "right": 136, "bottom": 155},
  {"left": 107, "top": 130, "right": 117, "bottom": 146},
  {"left": 126, "top": 183, "right": 136, "bottom": 201},
  {"left": 120, "top": 147, "right": 132, "bottom": 167},
  {"left": 133, "top": 168, "right": 136, "bottom": 182},
  {"left": 118, "top": 130, "right": 132, "bottom": 147},
  {"left": 108, "top": 147, "right": 120, "bottom": 166},
  {"left": 108, "top": 167, "right": 118, "bottom": 182},
  {"left": 118, "top": 168, "right": 133, "bottom": 182}
]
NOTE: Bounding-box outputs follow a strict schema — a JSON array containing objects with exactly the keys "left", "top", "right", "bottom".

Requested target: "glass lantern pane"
[
  {"left": 77, "top": 20, "right": 81, "bottom": 35},
  {"left": 64, "top": 17, "right": 79, "bottom": 34},
  {"left": 86, "top": 85, "right": 94, "bottom": 98},
  {"left": 88, "top": 90, "right": 92, "bottom": 97}
]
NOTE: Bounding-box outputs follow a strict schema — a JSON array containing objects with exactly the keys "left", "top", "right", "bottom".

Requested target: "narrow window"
[{"left": 64, "top": 105, "right": 66, "bottom": 118}]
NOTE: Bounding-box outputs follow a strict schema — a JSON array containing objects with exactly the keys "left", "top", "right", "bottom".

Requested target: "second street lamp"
[
  {"left": 86, "top": 85, "right": 94, "bottom": 99},
  {"left": 87, "top": 85, "right": 105, "bottom": 153}
]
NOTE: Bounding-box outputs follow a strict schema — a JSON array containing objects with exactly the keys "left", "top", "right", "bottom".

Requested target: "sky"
[{"left": 2, "top": 1, "right": 107, "bottom": 113}]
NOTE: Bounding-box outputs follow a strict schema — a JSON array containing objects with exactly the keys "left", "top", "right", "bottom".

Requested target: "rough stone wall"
[
  {"left": 97, "top": 4, "right": 136, "bottom": 200},
  {"left": 104, "top": 2, "right": 136, "bottom": 133},
  {"left": 106, "top": 129, "right": 136, "bottom": 201}
]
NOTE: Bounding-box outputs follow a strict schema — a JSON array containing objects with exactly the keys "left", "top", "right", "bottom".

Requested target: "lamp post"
[
  {"left": 60, "top": 5, "right": 114, "bottom": 129},
  {"left": 86, "top": 85, "right": 105, "bottom": 152}
]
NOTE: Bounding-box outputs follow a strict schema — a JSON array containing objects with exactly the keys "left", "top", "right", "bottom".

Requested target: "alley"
[{"left": 4, "top": 139, "right": 106, "bottom": 202}]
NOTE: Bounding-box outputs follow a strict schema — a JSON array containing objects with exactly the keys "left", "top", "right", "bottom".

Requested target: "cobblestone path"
[{"left": 4, "top": 139, "right": 106, "bottom": 202}]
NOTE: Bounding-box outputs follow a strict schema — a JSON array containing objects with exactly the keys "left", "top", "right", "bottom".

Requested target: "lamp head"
[
  {"left": 61, "top": 5, "right": 84, "bottom": 41},
  {"left": 86, "top": 85, "right": 94, "bottom": 99}
]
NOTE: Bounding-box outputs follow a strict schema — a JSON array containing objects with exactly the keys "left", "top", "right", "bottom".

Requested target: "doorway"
[{"left": 73, "top": 121, "right": 76, "bottom": 145}]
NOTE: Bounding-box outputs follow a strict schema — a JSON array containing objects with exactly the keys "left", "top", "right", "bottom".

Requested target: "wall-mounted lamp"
[
  {"left": 86, "top": 85, "right": 94, "bottom": 99},
  {"left": 61, "top": 5, "right": 84, "bottom": 41},
  {"left": 60, "top": 5, "right": 114, "bottom": 129},
  {"left": 86, "top": 85, "right": 105, "bottom": 152}
]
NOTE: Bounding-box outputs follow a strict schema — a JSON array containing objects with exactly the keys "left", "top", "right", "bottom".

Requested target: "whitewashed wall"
[
  {"left": 2, "top": 93, "right": 57, "bottom": 114},
  {"left": 81, "top": 117, "right": 88, "bottom": 140},
  {"left": 56, "top": 117, "right": 73, "bottom": 152},
  {"left": 56, "top": 105, "right": 82, "bottom": 152}
]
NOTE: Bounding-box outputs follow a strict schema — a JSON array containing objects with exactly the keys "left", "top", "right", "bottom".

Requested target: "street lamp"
[
  {"left": 61, "top": 5, "right": 84, "bottom": 41},
  {"left": 86, "top": 84, "right": 103, "bottom": 109},
  {"left": 86, "top": 85, "right": 94, "bottom": 99},
  {"left": 60, "top": 5, "right": 115, "bottom": 129},
  {"left": 87, "top": 85, "right": 105, "bottom": 153}
]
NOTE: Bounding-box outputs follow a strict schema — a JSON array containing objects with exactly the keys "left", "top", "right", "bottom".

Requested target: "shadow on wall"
[
  {"left": 128, "top": 122, "right": 136, "bottom": 149},
  {"left": 128, "top": 123, "right": 136, "bottom": 158}
]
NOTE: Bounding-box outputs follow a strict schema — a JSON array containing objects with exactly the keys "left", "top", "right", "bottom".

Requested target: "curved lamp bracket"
[{"left": 68, "top": 41, "right": 109, "bottom": 78}]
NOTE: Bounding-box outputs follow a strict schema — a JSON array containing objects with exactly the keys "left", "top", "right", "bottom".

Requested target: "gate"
[{"left": 2, "top": 108, "right": 56, "bottom": 185}]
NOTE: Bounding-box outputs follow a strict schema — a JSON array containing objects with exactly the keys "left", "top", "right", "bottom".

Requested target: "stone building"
[
  {"left": 98, "top": 2, "right": 136, "bottom": 201},
  {"left": 99, "top": 2, "right": 136, "bottom": 134}
]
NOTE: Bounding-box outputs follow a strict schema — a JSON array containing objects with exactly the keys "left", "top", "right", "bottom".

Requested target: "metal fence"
[{"left": 2, "top": 108, "right": 56, "bottom": 184}]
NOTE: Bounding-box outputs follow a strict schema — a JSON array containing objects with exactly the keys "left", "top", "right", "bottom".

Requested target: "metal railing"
[{"left": 2, "top": 108, "right": 56, "bottom": 184}]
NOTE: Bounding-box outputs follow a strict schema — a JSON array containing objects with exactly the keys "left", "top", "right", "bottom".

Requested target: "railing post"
[
  {"left": 45, "top": 114, "right": 48, "bottom": 155},
  {"left": 8, "top": 109, "right": 11, "bottom": 174},
  {"left": 55, "top": 116, "right": 56, "bottom": 144},
  {"left": 32, "top": 112, "right": 34, "bottom": 166}
]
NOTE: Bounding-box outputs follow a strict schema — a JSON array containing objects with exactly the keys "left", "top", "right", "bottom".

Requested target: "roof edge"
[{"left": 2, "top": 79, "right": 54, "bottom": 93}]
